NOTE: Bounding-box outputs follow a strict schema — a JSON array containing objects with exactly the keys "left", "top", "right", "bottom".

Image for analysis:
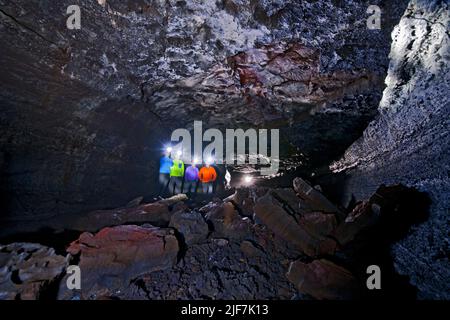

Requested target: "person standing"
[
  {"left": 158, "top": 148, "right": 173, "bottom": 197},
  {"left": 199, "top": 158, "right": 217, "bottom": 195},
  {"left": 184, "top": 159, "right": 199, "bottom": 196},
  {"left": 169, "top": 151, "right": 185, "bottom": 195}
]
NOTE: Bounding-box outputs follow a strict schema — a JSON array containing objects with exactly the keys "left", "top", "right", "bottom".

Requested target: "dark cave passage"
[{"left": 0, "top": 0, "right": 448, "bottom": 301}]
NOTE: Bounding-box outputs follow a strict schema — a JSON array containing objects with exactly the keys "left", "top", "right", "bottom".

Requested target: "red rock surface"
[
  {"left": 286, "top": 259, "right": 360, "bottom": 300},
  {"left": 71, "top": 200, "right": 173, "bottom": 232},
  {"left": 65, "top": 225, "right": 178, "bottom": 299},
  {"left": 254, "top": 203, "right": 336, "bottom": 257}
]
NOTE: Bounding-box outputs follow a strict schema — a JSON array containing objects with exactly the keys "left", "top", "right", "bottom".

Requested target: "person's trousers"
[
  {"left": 158, "top": 173, "right": 170, "bottom": 197},
  {"left": 184, "top": 180, "right": 198, "bottom": 194},
  {"left": 201, "top": 182, "right": 214, "bottom": 195},
  {"left": 169, "top": 176, "right": 183, "bottom": 195}
]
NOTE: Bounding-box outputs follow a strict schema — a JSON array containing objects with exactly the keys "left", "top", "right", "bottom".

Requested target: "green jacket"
[{"left": 170, "top": 159, "right": 185, "bottom": 177}]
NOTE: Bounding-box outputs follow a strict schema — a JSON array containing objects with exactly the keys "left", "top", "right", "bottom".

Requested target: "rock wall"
[
  {"left": 0, "top": 0, "right": 408, "bottom": 223},
  {"left": 332, "top": 0, "right": 450, "bottom": 299}
]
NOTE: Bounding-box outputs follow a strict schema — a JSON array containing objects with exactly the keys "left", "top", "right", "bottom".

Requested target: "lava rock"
[
  {"left": 293, "top": 178, "right": 342, "bottom": 217},
  {"left": 71, "top": 201, "right": 171, "bottom": 232},
  {"left": 286, "top": 259, "right": 360, "bottom": 300},
  {"left": 253, "top": 201, "right": 336, "bottom": 257},
  {"left": 0, "top": 243, "right": 68, "bottom": 300},
  {"left": 205, "top": 202, "right": 252, "bottom": 240},
  {"left": 61, "top": 225, "right": 178, "bottom": 299},
  {"left": 331, "top": 0, "right": 450, "bottom": 299},
  {"left": 300, "top": 211, "right": 338, "bottom": 238},
  {"left": 169, "top": 210, "right": 209, "bottom": 245}
]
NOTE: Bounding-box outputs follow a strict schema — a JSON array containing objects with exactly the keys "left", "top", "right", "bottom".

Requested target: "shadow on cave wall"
[{"left": 329, "top": 185, "right": 431, "bottom": 299}]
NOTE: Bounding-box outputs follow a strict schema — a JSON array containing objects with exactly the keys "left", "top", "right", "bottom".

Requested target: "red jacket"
[{"left": 199, "top": 166, "right": 217, "bottom": 183}]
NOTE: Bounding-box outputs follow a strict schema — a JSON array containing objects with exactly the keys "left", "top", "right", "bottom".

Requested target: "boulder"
[
  {"left": 254, "top": 203, "right": 336, "bottom": 257},
  {"left": 61, "top": 225, "right": 178, "bottom": 299},
  {"left": 0, "top": 243, "right": 68, "bottom": 300},
  {"left": 271, "top": 188, "right": 303, "bottom": 215},
  {"left": 71, "top": 201, "right": 172, "bottom": 232},
  {"left": 224, "top": 188, "right": 256, "bottom": 217},
  {"left": 240, "top": 241, "right": 265, "bottom": 258},
  {"left": 286, "top": 259, "right": 359, "bottom": 300},
  {"left": 158, "top": 194, "right": 188, "bottom": 207},
  {"left": 205, "top": 202, "right": 252, "bottom": 240},
  {"left": 293, "top": 178, "right": 343, "bottom": 218},
  {"left": 169, "top": 211, "right": 209, "bottom": 245},
  {"left": 332, "top": 201, "right": 379, "bottom": 246},
  {"left": 300, "top": 211, "right": 338, "bottom": 237}
]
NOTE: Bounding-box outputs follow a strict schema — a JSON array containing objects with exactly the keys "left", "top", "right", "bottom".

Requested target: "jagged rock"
[
  {"left": 0, "top": 243, "right": 68, "bottom": 300},
  {"left": 240, "top": 240, "right": 264, "bottom": 258},
  {"left": 158, "top": 194, "right": 189, "bottom": 207},
  {"left": 125, "top": 196, "right": 144, "bottom": 208},
  {"left": 254, "top": 202, "right": 336, "bottom": 257},
  {"left": 0, "top": 0, "right": 407, "bottom": 228},
  {"left": 332, "top": 201, "right": 379, "bottom": 246},
  {"left": 205, "top": 202, "right": 252, "bottom": 240},
  {"left": 169, "top": 210, "right": 209, "bottom": 245},
  {"left": 270, "top": 188, "right": 304, "bottom": 215},
  {"left": 212, "top": 239, "right": 229, "bottom": 247},
  {"left": 286, "top": 259, "right": 359, "bottom": 300},
  {"left": 71, "top": 201, "right": 171, "bottom": 232},
  {"left": 224, "top": 188, "right": 255, "bottom": 217},
  {"left": 300, "top": 211, "right": 338, "bottom": 238},
  {"left": 123, "top": 239, "right": 296, "bottom": 300},
  {"left": 293, "top": 178, "right": 343, "bottom": 218},
  {"left": 60, "top": 225, "right": 178, "bottom": 299},
  {"left": 330, "top": 0, "right": 450, "bottom": 299}
]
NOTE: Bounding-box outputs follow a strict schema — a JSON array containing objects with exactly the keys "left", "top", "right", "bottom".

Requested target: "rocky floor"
[{"left": 0, "top": 177, "right": 430, "bottom": 300}]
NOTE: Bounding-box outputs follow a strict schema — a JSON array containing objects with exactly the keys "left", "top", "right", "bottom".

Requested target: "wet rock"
[
  {"left": 61, "top": 225, "right": 178, "bottom": 299},
  {"left": 0, "top": 243, "right": 68, "bottom": 300},
  {"left": 286, "top": 259, "right": 359, "bottom": 300},
  {"left": 169, "top": 211, "right": 208, "bottom": 245}
]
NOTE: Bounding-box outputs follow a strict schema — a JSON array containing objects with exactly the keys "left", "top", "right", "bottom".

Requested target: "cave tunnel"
[{"left": 0, "top": 0, "right": 449, "bottom": 303}]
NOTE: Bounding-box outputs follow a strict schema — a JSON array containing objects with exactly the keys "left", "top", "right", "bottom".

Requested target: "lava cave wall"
[
  {"left": 0, "top": 0, "right": 408, "bottom": 223},
  {"left": 332, "top": 0, "right": 450, "bottom": 299}
]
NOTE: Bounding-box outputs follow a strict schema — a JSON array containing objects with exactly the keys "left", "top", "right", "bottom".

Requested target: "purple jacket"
[{"left": 185, "top": 166, "right": 199, "bottom": 182}]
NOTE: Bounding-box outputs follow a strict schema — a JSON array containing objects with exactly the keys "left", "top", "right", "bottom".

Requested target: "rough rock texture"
[
  {"left": 0, "top": 0, "right": 408, "bottom": 224},
  {"left": 61, "top": 224, "right": 178, "bottom": 299},
  {"left": 0, "top": 178, "right": 430, "bottom": 300},
  {"left": 253, "top": 201, "right": 337, "bottom": 257},
  {"left": 331, "top": 0, "right": 450, "bottom": 299},
  {"left": 169, "top": 210, "right": 209, "bottom": 245},
  {"left": 0, "top": 243, "right": 68, "bottom": 300},
  {"left": 286, "top": 259, "right": 360, "bottom": 300}
]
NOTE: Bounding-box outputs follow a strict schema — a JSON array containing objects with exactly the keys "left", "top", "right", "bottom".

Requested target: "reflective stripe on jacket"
[{"left": 170, "top": 159, "right": 185, "bottom": 177}]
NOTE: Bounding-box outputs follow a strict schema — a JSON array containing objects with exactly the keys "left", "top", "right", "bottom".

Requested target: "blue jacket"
[{"left": 159, "top": 156, "right": 173, "bottom": 174}]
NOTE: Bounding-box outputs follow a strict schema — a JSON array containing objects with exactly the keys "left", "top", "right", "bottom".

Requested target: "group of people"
[{"left": 158, "top": 148, "right": 229, "bottom": 197}]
